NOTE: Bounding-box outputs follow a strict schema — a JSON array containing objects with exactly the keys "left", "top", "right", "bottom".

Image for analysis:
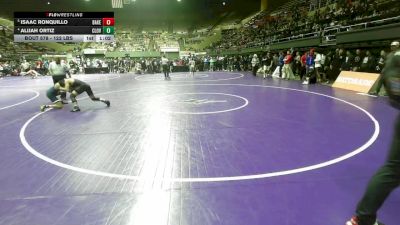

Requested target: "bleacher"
[
  {"left": 154, "top": 32, "right": 179, "bottom": 51},
  {"left": 211, "top": 0, "right": 400, "bottom": 51}
]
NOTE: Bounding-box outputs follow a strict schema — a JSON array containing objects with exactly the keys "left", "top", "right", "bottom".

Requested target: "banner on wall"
[
  {"left": 332, "top": 71, "right": 380, "bottom": 93},
  {"left": 160, "top": 47, "right": 179, "bottom": 53},
  {"left": 83, "top": 49, "right": 106, "bottom": 55}
]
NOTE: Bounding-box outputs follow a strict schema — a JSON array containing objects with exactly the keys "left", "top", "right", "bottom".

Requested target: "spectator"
[
  {"left": 372, "top": 41, "right": 400, "bottom": 96},
  {"left": 294, "top": 51, "right": 302, "bottom": 77},
  {"left": 341, "top": 50, "right": 354, "bottom": 71},
  {"left": 375, "top": 50, "right": 387, "bottom": 73},
  {"left": 360, "top": 50, "right": 376, "bottom": 73},
  {"left": 272, "top": 53, "right": 279, "bottom": 74},
  {"left": 353, "top": 49, "right": 363, "bottom": 72},
  {"left": 251, "top": 54, "right": 260, "bottom": 76},
  {"left": 303, "top": 49, "right": 316, "bottom": 84},
  {"left": 278, "top": 51, "right": 284, "bottom": 78},
  {"left": 314, "top": 50, "right": 325, "bottom": 83},
  {"left": 300, "top": 51, "right": 308, "bottom": 81},
  {"left": 283, "top": 50, "right": 294, "bottom": 80},
  {"left": 262, "top": 52, "right": 273, "bottom": 79}
]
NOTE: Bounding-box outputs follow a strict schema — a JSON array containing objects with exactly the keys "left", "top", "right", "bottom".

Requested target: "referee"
[
  {"left": 48, "top": 58, "right": 69, "bottom": 102},
  {"left": 346, "top": 48, "right": 400, "bottom": 225},
  {"left": 161, "top": 54, "right": 170, "bottom": 79}
]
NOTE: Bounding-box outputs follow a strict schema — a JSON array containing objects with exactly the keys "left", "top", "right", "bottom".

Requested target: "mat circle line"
[
  {"left": 134, "top": 72, "right": 244, "bottom": 82},
  {"left": 0, "top": 74, "right": 121, "bottom": 88},
  {"left": 0, "top": 89, "right": 40, "bottom": 111},
  {"left": 19, "top": 84, "right": 380, "bottom": 182}
]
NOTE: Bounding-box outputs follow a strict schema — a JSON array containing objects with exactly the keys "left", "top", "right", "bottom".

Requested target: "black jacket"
[{"left": 384, "top": 51, "right": 400, "bottom": 110}]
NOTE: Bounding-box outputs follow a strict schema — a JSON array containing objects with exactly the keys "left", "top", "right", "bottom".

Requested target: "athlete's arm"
[
  {"left": 54, "top": 78, "right": 73, "bottom": 92},
  {"left": 64, "top": 79, "right": 73, "bottom": 92}
]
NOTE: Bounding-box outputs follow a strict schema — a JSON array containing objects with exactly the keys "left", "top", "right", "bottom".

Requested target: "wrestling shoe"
[
  {"left": 346, "top": 216, "right": 384, "bottom": 225},
  {"left": 103, "top": 100, "right": 110, "bottom": 107},
  {"left": 40, "top": 105, "right": 49, "bottom": 112},
  {"left": 71, "top": 106, "right": 81, "bottom": 112}
]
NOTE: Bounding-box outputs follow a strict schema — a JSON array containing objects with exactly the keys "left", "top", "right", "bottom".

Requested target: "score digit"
[
  {"left": 102, "top": 18, "right": 115, "bottom": 26},
  {"left": 103, "top": 26, "right": 114, "bottom": 34}
]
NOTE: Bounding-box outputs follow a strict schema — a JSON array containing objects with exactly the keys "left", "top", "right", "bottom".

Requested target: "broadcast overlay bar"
[
  {"left": 14, "top": 12, "right": 114, "bottom": 42},
  {"left": 14, "top": 34, "right": 115, "bottom": 42}
]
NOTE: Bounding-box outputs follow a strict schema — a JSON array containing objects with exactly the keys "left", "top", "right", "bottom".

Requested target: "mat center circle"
[{"left": 158, "top": 92, "right": 248, "bottom": 114}]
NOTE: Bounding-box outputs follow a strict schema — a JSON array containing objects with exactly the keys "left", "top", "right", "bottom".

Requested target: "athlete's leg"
[
  {"left": 52, "top": 75, "right": 67, "bottom": 101},
  {"left": 69, "top": 90, "right": 81, "bottom": 112},
  {"left": 84, "top": 86, "right": 110, "bottom": 107},
  {"left": 40, "top": 87, "right": 64, "bottom": 111},
  {"left": 70, "top": 85, "right": 110, "bottom": 112}
]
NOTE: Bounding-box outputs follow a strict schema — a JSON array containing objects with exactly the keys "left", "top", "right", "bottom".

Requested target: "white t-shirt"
[
  {"left": 315, "top": 54, "right": 322, "bottom": 68},
  {"left": 189, "top": 59, "right": 195, "bottom": 67},
  {"left": 251, "top": 57, "right": 259, "bottom": 67},
  {"left": 21, "top": 62, "right": 30, "bottom": 70},
  {"left": 49, "top": 61, "right": 68, "bottom": 76},
  {"left": 161, "top": 57, "right": 169, "bottom": 65},
  {"left": 320, "top": 54, "right": 326, "bottom": 65}
]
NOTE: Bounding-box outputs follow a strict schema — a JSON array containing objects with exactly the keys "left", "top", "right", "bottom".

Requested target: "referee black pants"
[
  {"left": 162, "top": 65, "right": 169, "bottom": 77},
  {"left": 252, "top": 65, "right": 258, "bottom": 76}
]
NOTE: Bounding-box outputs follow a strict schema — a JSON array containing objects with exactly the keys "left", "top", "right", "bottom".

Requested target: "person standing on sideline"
[
  {"left": 283, "top": 50, "right": 294, "bottom": 80},
  {"left": 300, "top": 51, "right": 308, "bottom": 81},
  {"left": 161, "top": 54, "right": 170, "bottom": 79},
  {"left": 251, "top": 54, "right": 260, "bottom": 76},
  {"left": 262, "top": 52, "right": 273, "bottom": 79},
  {"left": 272, "top": 53, "right": 279, "bottom": 73},
  {"left": 371, "top": 42, "right": 399, "bottom": 96},
  {"left": 189, "top": 57, "right": 196, "bottom": 77},
  {"left": 303, "top": 49, "right": 316, "bottom": 84},
  {"left": 294, "top": 51, "right": 302, "bottom": 77},
  {"left": 210, "top": 57, "right": 216, "bottom": 72},
  {"left": 49, "top": 58, "right": 69, "bottom": 103},
  {"left": 278, "top": 52, "right": 284, "bottom": 78},
  {"left": 375, "top": 50, "right": 387, "bottom": 74},
  {"left": 345, "top": 47, "right": 400, "bottom": 225},
  {"left": 314, "top": 50, "right": 326, "bottom": 83}
]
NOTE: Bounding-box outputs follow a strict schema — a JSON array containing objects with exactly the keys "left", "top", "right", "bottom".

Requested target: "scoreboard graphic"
[{"left": 14, "top": 12, "right": 115, "bottom": 43}]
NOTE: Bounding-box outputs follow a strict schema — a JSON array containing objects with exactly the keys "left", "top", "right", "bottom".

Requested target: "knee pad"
[{"left": 53, "top": 101, "right": 63, "bottom": 109}]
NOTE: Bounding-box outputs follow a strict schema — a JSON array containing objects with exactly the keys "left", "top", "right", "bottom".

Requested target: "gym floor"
[{"left": 0, "top": 72, "right": 398, "bottom": 225}]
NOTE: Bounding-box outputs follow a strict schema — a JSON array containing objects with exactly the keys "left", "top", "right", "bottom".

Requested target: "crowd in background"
[
  {"left": 212, "top": 0, "right": 400, "bottom": 50},
  {"left": 1, "top": 0, "right": 399, "bottom": 86},
  {"left": 0, "top": 44, "right": 392, "bottom": 81}
]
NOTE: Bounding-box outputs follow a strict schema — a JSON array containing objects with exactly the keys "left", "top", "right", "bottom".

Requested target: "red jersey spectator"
[
  {"left": 283, "top": 50, "right": 294, "bottom": 80},
  {"left": 300, "top": 52, "right": 308, "bottom": 81},
  {"left": 284, "top": 52, "right": 293, "bottom": 64}
]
